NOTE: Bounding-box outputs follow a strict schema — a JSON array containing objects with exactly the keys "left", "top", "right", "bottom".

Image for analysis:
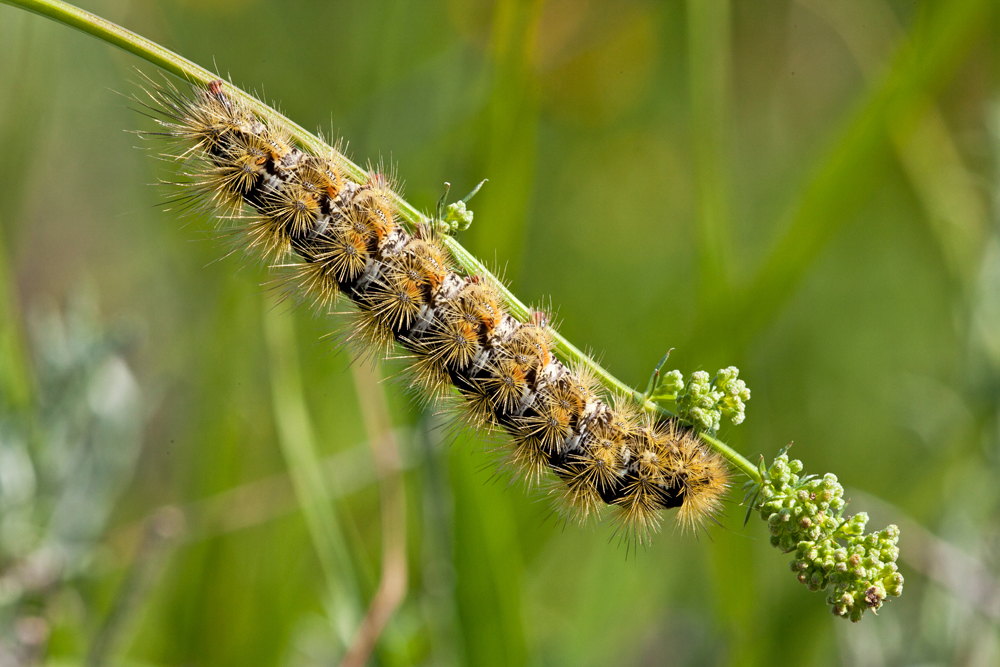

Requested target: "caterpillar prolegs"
[{"left": 139, "top": 79, "right": 729, "bottom": 540}]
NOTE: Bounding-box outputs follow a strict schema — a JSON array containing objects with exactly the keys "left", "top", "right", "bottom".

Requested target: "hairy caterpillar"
[{"left": 137, "top": 78, "right": 729, "bottom": 541}]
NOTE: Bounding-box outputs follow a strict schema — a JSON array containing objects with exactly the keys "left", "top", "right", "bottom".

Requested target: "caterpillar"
[{"left": 137, "top": 77, "right": 730, "bottom": 541}]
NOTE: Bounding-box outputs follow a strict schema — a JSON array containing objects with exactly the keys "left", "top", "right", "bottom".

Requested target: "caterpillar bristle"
[
  {"left": 265, "top": 182, "right": 321, "bottom": 239},
  {"left": 345, "top": 308, "right": 398, "bottom": 363},
  {"left": 516, "top": 394, "right": 573, "bottom": 455},
  {"left": 671, "top": 434, "right": 730, "bottom": 532},
  {"left": 561, "top": 421, "right": 628, "bottom": 500},
  {"left": 421, "top": 316, "right": 480, "bottom": 370},
  {"left": 245, "top": 216, "right": 293, "bottom": 261},
  {"left": 367, "top": 271, "right": 424, "bottom": 332},
  {"left": 280, "top": 260, "right": 341, "bottom": 312},
  {"left": 314, "top": 229, "right": 369, "bottom": 284},
  {"left": 140, "top": 77, "right": 731, "bottom": 540},
  {"left": 453, "top": 382, "right": 500, "bottom": 432},
  {"left": 396, "top": 352, "right": 454, "bottom": 406},
  {"left": 507, "top": 436, "right": 550, "bottom": 488}
]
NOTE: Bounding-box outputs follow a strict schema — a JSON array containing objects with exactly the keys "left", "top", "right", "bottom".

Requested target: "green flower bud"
[
  {"left": 668, "top": 366, "right": 752, "bottom": 432},
  {"left": 661, "top": 369, "right": 684, "bottom": 395},
  {"left": 444, "top": 200, "right": 473, "bottom": 230},
  {"left": 750, "top": 451, "right": 903, "bottom": 621},
  {"left": 885, "top": 572, "right": 904, "bottom": 597}
]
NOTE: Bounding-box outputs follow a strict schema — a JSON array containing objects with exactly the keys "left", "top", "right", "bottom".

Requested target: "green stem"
[
  {"left": 698, "top": 431, "right": 757, "bottom": 481},
  {"left": 0, "top": 0, "right": 762, "bottom": 484}
]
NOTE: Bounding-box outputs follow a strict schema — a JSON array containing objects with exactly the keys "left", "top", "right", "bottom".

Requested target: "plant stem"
[{"left": 0, "top": 0, "right": 762, "bottom": 484}]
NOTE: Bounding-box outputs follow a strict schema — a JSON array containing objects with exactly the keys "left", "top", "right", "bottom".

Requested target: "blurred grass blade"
[
  {"left": 262, "top": 302, "right": 362, "bottom": 647},
  {"left": 687, "top": 0, "right": 733, "bottom": 307},
  {"left": 707, "top": 0, "right": 992, "bottom": 347}
]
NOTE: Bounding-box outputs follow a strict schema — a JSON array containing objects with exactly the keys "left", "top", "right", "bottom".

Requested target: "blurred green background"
[{"left": 1, "top": 0, "right": 997, "bottom": 664}]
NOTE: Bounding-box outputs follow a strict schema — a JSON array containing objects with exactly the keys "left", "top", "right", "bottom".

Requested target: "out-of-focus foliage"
[
  {"left": 0, "top": 0, "right": 997, "bottom": 664},
  {"left": 0, "top": 294, "right": 145, "bottom": 664}
]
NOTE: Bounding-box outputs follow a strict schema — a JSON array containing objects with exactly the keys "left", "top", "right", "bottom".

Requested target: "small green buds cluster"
[
  {"left": 436, "top": 200, "right": 474, "bottom": 234},
  {"left": 433, "top": 179, "right": 486, "bottom": 235},
  {"left": 753, "top": 452, "right": 903, "bottom": 621},
  {"left": 660, "top": 366, "right": 750, "bottom": 432}
]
